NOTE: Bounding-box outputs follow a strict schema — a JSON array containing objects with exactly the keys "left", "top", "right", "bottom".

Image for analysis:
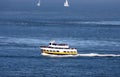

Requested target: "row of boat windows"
[
  {"left": 63, "top": 51, "right": 77, "bottom": 53},
  {"left": 43, "top": 50, "right": 59, "bottom": 52},
  {"left": 42, "top": 50, "right": 77, "bottom": 53}
]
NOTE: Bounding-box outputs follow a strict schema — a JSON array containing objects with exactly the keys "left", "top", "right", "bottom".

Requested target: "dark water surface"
[{"left": 0, "top": 11, "right": 120, "bottom": 77}]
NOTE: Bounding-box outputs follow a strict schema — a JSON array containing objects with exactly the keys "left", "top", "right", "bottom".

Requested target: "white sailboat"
[
  {"left": 37, "top": 0, "right": 40, "bottom": 6},
  {"left": 64, "top": 0, "right": 69, "bottom": 7}
]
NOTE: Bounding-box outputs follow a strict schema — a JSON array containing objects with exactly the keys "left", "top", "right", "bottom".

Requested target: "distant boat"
[
  {"left": 64, "top": 0, "right": 69, "bottom": 7},
  {"left": 37, "top": 0, "right": 40, "bottom": 6}
]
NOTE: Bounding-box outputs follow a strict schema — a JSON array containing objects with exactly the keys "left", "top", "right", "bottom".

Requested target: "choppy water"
[{"left": 0, "top": 11, "right": 120, "bottom": 77}]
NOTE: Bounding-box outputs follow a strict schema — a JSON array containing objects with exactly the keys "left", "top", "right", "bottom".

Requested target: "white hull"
[{"left": 40, "top": 47, "right": 77, "bottom": 55}]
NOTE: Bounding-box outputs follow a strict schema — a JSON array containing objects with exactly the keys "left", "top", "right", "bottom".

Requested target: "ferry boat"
[{"left": 40, "top": 41, "right": 78, "bottom": 55}]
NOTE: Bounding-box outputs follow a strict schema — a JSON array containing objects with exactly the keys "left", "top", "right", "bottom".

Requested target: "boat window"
[{"left": 53, "top": 43, "right": 57, "bottom": 45}]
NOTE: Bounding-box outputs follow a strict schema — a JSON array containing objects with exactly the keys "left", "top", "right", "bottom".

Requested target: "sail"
[
  {"left": 37, "top": 0, "right": 40, "bottom": 6},
  {"left": 64, "top": 0, "right": 69, "bottom": 7}
]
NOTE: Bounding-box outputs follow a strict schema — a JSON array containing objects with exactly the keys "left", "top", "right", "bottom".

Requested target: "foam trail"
[
  {"left": 41, "top": 53, "right": 120, "bottom": 57},
  {"left": 68, "top": 21, "right": 120, "bottom": 25},
  {"left": 78, "top": 53, "right": 120, "bottom": 57}
]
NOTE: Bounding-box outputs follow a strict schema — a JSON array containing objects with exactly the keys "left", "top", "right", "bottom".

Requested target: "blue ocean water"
[{"left": 0, "top": 10, "right": 120, "bottom": 77}]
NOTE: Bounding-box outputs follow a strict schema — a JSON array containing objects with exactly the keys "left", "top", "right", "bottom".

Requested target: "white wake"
[
  {"left": 77, "top": 53, "right": 120, "bottom": 57},
  {"left": 68, "top": 21, "right": 120, "bottom": 25},
  {"left": 41, "top": 53, "right": 120, "bottom": 57}
]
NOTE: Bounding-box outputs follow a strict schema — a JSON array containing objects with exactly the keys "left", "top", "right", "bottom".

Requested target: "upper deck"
[{"left": 49, "top": 41, "right": 69, "bottom": 48}]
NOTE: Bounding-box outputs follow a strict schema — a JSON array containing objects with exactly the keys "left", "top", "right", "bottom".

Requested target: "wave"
[
  {"left": 59, "top": 39, "right": 120, "bottom": 48},
  {"left": 1, "top": 20, "right": 120, "bottom": 26},
  {"left": 0, "top": 36, "right": 48, "bottom": 48},
  {"left": 0, "top": 53, "right": 119, "bottom": 59},
  {"left": 0, "top": 55, "right": 40, "bottom": 59},
  {"left": 41, "top": 53, "right": 120, "bottom": 58},
  {"left": 0, "top": 36, "right": 120, "bottom": 48}
]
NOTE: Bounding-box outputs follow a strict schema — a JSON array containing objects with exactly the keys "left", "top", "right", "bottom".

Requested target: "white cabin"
[{"left": 49, "top": 41, "right": 69, "bottom": 48}]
